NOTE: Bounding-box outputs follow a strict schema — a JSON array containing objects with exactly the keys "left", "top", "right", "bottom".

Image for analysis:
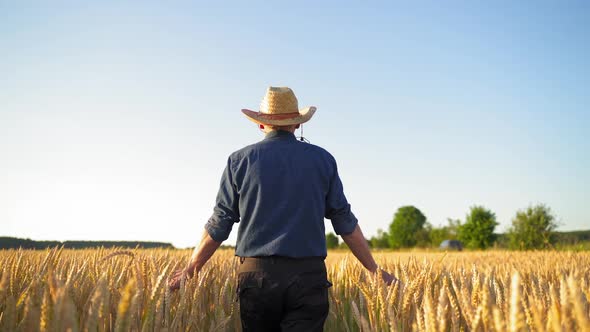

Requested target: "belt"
[{"left": 238, "top": 256, "right": 326, "bottom": 274}]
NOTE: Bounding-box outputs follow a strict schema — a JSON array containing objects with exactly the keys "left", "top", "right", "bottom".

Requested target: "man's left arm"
[
  {"left": 325, "top": 157, "right": 398, "bottom": 285},
  {"left": 340, "top": 224, "right": 398, "bottom": 285}
]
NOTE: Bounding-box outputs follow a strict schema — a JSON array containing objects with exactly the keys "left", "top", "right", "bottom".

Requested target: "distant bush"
[
  {"left": 458, "top": 206, "right": 498, "bottom": 249},
  {"left": 388, "top": 206, "right": 427, "bottom": 249},
  {"left": 369, "top": 229, "right": 390, "bottom": 249},
  {"left": 508, "top": 204, "right": 557, "bottom": 250},
  {"left": 326, "top": 232, "right": 339, "bottom": 249}
]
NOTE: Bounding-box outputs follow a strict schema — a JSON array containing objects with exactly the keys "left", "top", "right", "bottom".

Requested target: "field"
[{"left": 0, "top": 248, "right": 589, "bottom": 331}]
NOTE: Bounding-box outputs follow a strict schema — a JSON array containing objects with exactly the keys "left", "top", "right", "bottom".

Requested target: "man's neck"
[{"left": 263, "top": 128, "right": 296, "bottom": 134}]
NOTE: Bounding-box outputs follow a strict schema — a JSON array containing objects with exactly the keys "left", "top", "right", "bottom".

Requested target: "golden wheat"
[{"left": 0, "top": 249, "right": 589, "bottom": 331}]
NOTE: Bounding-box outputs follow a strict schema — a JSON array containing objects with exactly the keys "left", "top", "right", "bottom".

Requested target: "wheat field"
[{"left": 0, "top": 248, "right": 589, "bottom": 331}]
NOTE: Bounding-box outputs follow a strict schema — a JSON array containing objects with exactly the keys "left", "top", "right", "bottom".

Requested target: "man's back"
[{"left": 205, "top": 130, "right": 358, "bottom": 257}]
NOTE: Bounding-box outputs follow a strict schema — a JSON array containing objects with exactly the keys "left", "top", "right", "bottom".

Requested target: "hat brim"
[{"left": 241, "top": 106, "right": 316, "bottom": 126}]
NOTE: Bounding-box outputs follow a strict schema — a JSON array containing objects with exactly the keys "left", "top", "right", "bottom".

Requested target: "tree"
[
  {"left": 458, "top": 206, "right": 498, "bottom": 249},
  {"left": 388, "top": 206, "right": 427, "bottom": 249},
  {"left": 369, "top": 229, "right": 390, "bottom": 249},
  {"left": 509, "top": 204, "right": 557, "bottom": 250},
  {"left": 326, "top": 232, "right": 339, "bottom": 249}
]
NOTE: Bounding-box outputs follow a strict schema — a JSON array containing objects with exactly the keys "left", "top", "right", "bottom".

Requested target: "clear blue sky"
[{"left": 1, "top": 1, "right": 588, "bottom": 248}]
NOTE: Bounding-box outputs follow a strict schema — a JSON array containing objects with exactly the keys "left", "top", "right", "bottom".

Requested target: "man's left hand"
[{"left": 378, "top": 269, "right": 399, "bottom": 286}]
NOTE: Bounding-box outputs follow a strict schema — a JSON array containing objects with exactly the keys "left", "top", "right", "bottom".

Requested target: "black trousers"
[{"left": 237, "top": 256, "right": 332, "bottom": 332}]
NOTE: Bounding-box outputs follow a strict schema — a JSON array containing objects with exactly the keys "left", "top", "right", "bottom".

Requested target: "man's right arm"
[
  {"left": 168, "top": 230, "right": 222, "bottom": 291},
  {"left": 169, "top": 157, "right": 239, "bottom": 291}
]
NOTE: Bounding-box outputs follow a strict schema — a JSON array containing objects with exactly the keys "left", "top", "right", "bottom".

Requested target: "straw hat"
[{"left": 241, "top": 87, "right": 316, "bottom": 126}]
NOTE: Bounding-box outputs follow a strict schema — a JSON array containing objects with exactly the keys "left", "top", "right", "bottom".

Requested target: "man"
[{"left": 168, "top": 87, "right": 397, "bottom": 331}]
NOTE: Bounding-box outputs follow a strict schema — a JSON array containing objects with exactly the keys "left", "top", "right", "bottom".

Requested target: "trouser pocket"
[
  {"left": 237, "top": 271, "right": 283, "bottom": 331},
  {"left": 281, "top": 271, "right": 331, "bottom": 332},
  {"left": 293, "top": 272, "right": 332, "bottom": 306}
]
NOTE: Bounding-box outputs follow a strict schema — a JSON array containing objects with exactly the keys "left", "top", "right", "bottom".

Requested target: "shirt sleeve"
[
  {"left": 205, "top": 157, "right": 240, "bottom": 242},
  {"left": 325, "top": 159, "right": 358, "bottom": 235}
]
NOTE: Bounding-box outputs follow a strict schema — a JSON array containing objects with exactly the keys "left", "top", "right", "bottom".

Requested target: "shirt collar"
[{"left": 264, "top": 130, "right": 297, "bottom": 141}]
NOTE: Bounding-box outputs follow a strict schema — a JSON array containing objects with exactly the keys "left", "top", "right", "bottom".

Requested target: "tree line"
[
  {"left": 0, "top": 237, "right": 174, "bottom": 250},
  {"left": 326, "top": 203, "right": 576, "bottom": 250}
]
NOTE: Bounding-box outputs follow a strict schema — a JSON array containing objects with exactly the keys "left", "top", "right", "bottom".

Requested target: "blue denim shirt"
[{"left": 205, "top": 130, "right": 358, "bottom": 258}]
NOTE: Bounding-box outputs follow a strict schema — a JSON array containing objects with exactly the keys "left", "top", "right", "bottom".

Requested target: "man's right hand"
[{"left": 168, "top": 231, "right": 223, "bottom": 292}]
